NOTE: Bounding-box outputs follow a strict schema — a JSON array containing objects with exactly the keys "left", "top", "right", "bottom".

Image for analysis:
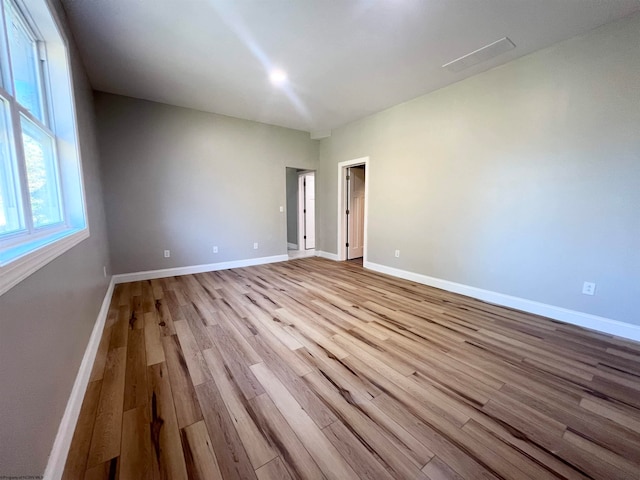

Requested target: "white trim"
[
  {"left": 365, "top": 261, "right": 640, "bottom": 342},
  {"left": 287, "top": 242, "right": 298, "bottom": 250},
  {"left": 113, "top": 254, "right": 289, "bottom": 284},
  {"left": 0, "top": 227, "right": 89, "bottom": 296},
  {"left": 298, "top": 172, "right": 305, "bottom": 250},
  {"left": 337, "top": 157, "right": 369, "bottom": 262},
  {"left": 43, "top": 276, "right": 115, "bottom": 480},
  {"left": 315, "top": 250, "right": 340, "bottom": 261}
]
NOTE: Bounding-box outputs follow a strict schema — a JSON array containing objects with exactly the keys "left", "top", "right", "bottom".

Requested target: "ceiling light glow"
[{"left": 269, "top": 69, "right": 288, "bottom": 86}]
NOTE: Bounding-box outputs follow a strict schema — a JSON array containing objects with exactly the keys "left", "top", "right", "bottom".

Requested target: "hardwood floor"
[{"left": 64, "top": 257, "right": 640, "bottom": 479}]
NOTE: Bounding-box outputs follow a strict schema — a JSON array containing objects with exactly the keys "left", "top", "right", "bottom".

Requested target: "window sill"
[{"left": 0, "top": 227, "right": 90, "bottom": 296}]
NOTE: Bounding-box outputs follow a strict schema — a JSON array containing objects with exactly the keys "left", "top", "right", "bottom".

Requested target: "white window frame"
[{"left": 0, "top": 0, "right": 88, "bottom": 296}]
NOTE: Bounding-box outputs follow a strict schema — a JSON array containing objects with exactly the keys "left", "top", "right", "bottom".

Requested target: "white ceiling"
[{"left": 61, "top": 0, "right": 640, "bottom": 133}]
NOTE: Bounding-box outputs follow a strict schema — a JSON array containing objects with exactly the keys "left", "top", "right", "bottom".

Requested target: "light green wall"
[
  {"left": 317, "top": 13, "right": 640, "bottom": 325},
  {"left": 96, "top": 93, "right": 319, "bottom": 274}
]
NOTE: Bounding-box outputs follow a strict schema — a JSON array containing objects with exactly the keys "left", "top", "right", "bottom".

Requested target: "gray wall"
[
  {"left": 317, "top": 13, "right": 640, "bottom": 325},
  {"left": 286, "top": 167, "right": 300, "bottom": 246},
  {"left": 0, "top": 0, "right": 111, "bottom": 475},
  {"left": 95, "top": 93, "right": 319, "bottom": 274}
]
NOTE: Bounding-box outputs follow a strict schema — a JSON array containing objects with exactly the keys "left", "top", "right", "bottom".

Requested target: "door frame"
[
  {"left": 337, "top": 157, "right": 369, "bottom": 262},
  {"left": 298, "top": 170, "right": 315, "bottom": 251}
]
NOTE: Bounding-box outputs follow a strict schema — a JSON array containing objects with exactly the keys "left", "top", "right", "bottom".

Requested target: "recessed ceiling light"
[{"left": 269, "top": 69, "right": 288, "bottom": 86}]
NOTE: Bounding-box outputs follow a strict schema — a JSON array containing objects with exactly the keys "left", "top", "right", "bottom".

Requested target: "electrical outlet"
[
  {"left": 395, "top": 249, "right": 400, "bottom": 258},
  {"left": 254, "top": 242, "right": 259, "bottom": 250},
  {"left": 164, "top": 250, "right": 170, "bottom": 258},
  {"left": 279, "top": 206, "right": 284, "bottom": 212},
  {"left": 582, "top": 281, "right": 596, "bottom": 296},
  {"left": 213, "top": 246, "right": 218, "bottom": 253}
]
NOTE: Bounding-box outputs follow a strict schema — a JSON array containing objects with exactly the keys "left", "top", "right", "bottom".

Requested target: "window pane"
[
  {"left": 21, "top": 116, "right": 62, "bottom": 228},
  {"left": 0, "top": 96, "right": 22, "bottom": 234},
  {"left": 4, "top": 0, "right": 42, "bottom": 120}
]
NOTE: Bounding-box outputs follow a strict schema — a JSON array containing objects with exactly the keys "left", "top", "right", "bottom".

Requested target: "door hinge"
[
  {"left": 346, "top": 175, "right": 350, "bottom": 180},
  {"left": 346, "top": 243, "right": 349, "bottom": 247},
  {"left": 303, "top": 209, "right": 306, "bottom": 213},
  {"left": 304, "top": 236, "right": 307, "bottom": 239},
  {"left": 346, "top": 209, "right": 350, "bottom": 215}
]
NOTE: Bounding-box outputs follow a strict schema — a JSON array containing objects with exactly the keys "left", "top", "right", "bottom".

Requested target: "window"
[{"left": 0, "top": 0, "right": 87, "bottom": 295}]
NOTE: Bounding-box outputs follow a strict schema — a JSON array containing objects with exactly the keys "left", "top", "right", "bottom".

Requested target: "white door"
[
  {"left": 298, "top": 172, "right": 316, "bottom": 250},
  {"left": 304, "top": 173, "right": 315, "bottom": 249},
  {"left": 347, "top": 167, "right": 365, "bottom": 259}
]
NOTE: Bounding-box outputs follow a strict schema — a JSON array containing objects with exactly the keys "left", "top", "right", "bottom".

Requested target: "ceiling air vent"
[{"left": 442, "top": 37, "right": 515, "bottom": 73}]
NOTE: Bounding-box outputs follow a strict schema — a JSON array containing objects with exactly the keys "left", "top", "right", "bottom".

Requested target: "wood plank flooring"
[{"left": 64, "top": 257, "right": 640, "bottom": 479}]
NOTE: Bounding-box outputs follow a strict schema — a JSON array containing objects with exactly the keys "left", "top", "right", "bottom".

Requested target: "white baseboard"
[
  {"left": 288, "top": 248, "right": 316, "bottom": 259},
  {"left": 113, "top": 254, "right": 289, "bottom": 284},
  {"left": 315, "top": 250, "right": 340, "bottom": 261},
  {"left": 287, "top": 243, "right": 298, "bottom": 250},
  {"left": 365, "top": 261, "right": 640, "bottom": 343},
  {"left": 43, "top": 277, "right": 115, "bottom": 480}
]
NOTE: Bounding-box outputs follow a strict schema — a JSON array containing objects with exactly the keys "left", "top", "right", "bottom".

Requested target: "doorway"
[
  {"left": 337, "top": 157, "right": 369, "bottom": 262},
  {"left": 285, "top": 167, "right": 316, "bottom": 258},
  {"left": 346, "top": 166, "right": 365, "bottom": 259},
  {"left": 298, "top": 171, "right": 315, "bottom": 250}
]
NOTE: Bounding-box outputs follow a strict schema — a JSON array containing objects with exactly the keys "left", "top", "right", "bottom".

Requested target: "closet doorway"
[
  {"left": 285, "top": 167, "right": 316, "bottom": 258},
  {"left": 337, "top": 157, "right": 369, "bottom": 262},
  {"left": 298, "top": 171, "right": 315, "bottom": 250}
]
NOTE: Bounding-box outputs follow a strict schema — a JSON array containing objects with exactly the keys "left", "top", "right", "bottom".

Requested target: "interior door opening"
[
  {"left": 299, "top": 171, "right": 315, "bottom": 250},
  {"left": 337, "top": 157, "right": 369, "bottom": 262},
  {"left": 346, "top": 166, "right": 365, "bottom": 259},
  {"left": 285, "top": 167, "right": 315, "bottom": 257}
]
